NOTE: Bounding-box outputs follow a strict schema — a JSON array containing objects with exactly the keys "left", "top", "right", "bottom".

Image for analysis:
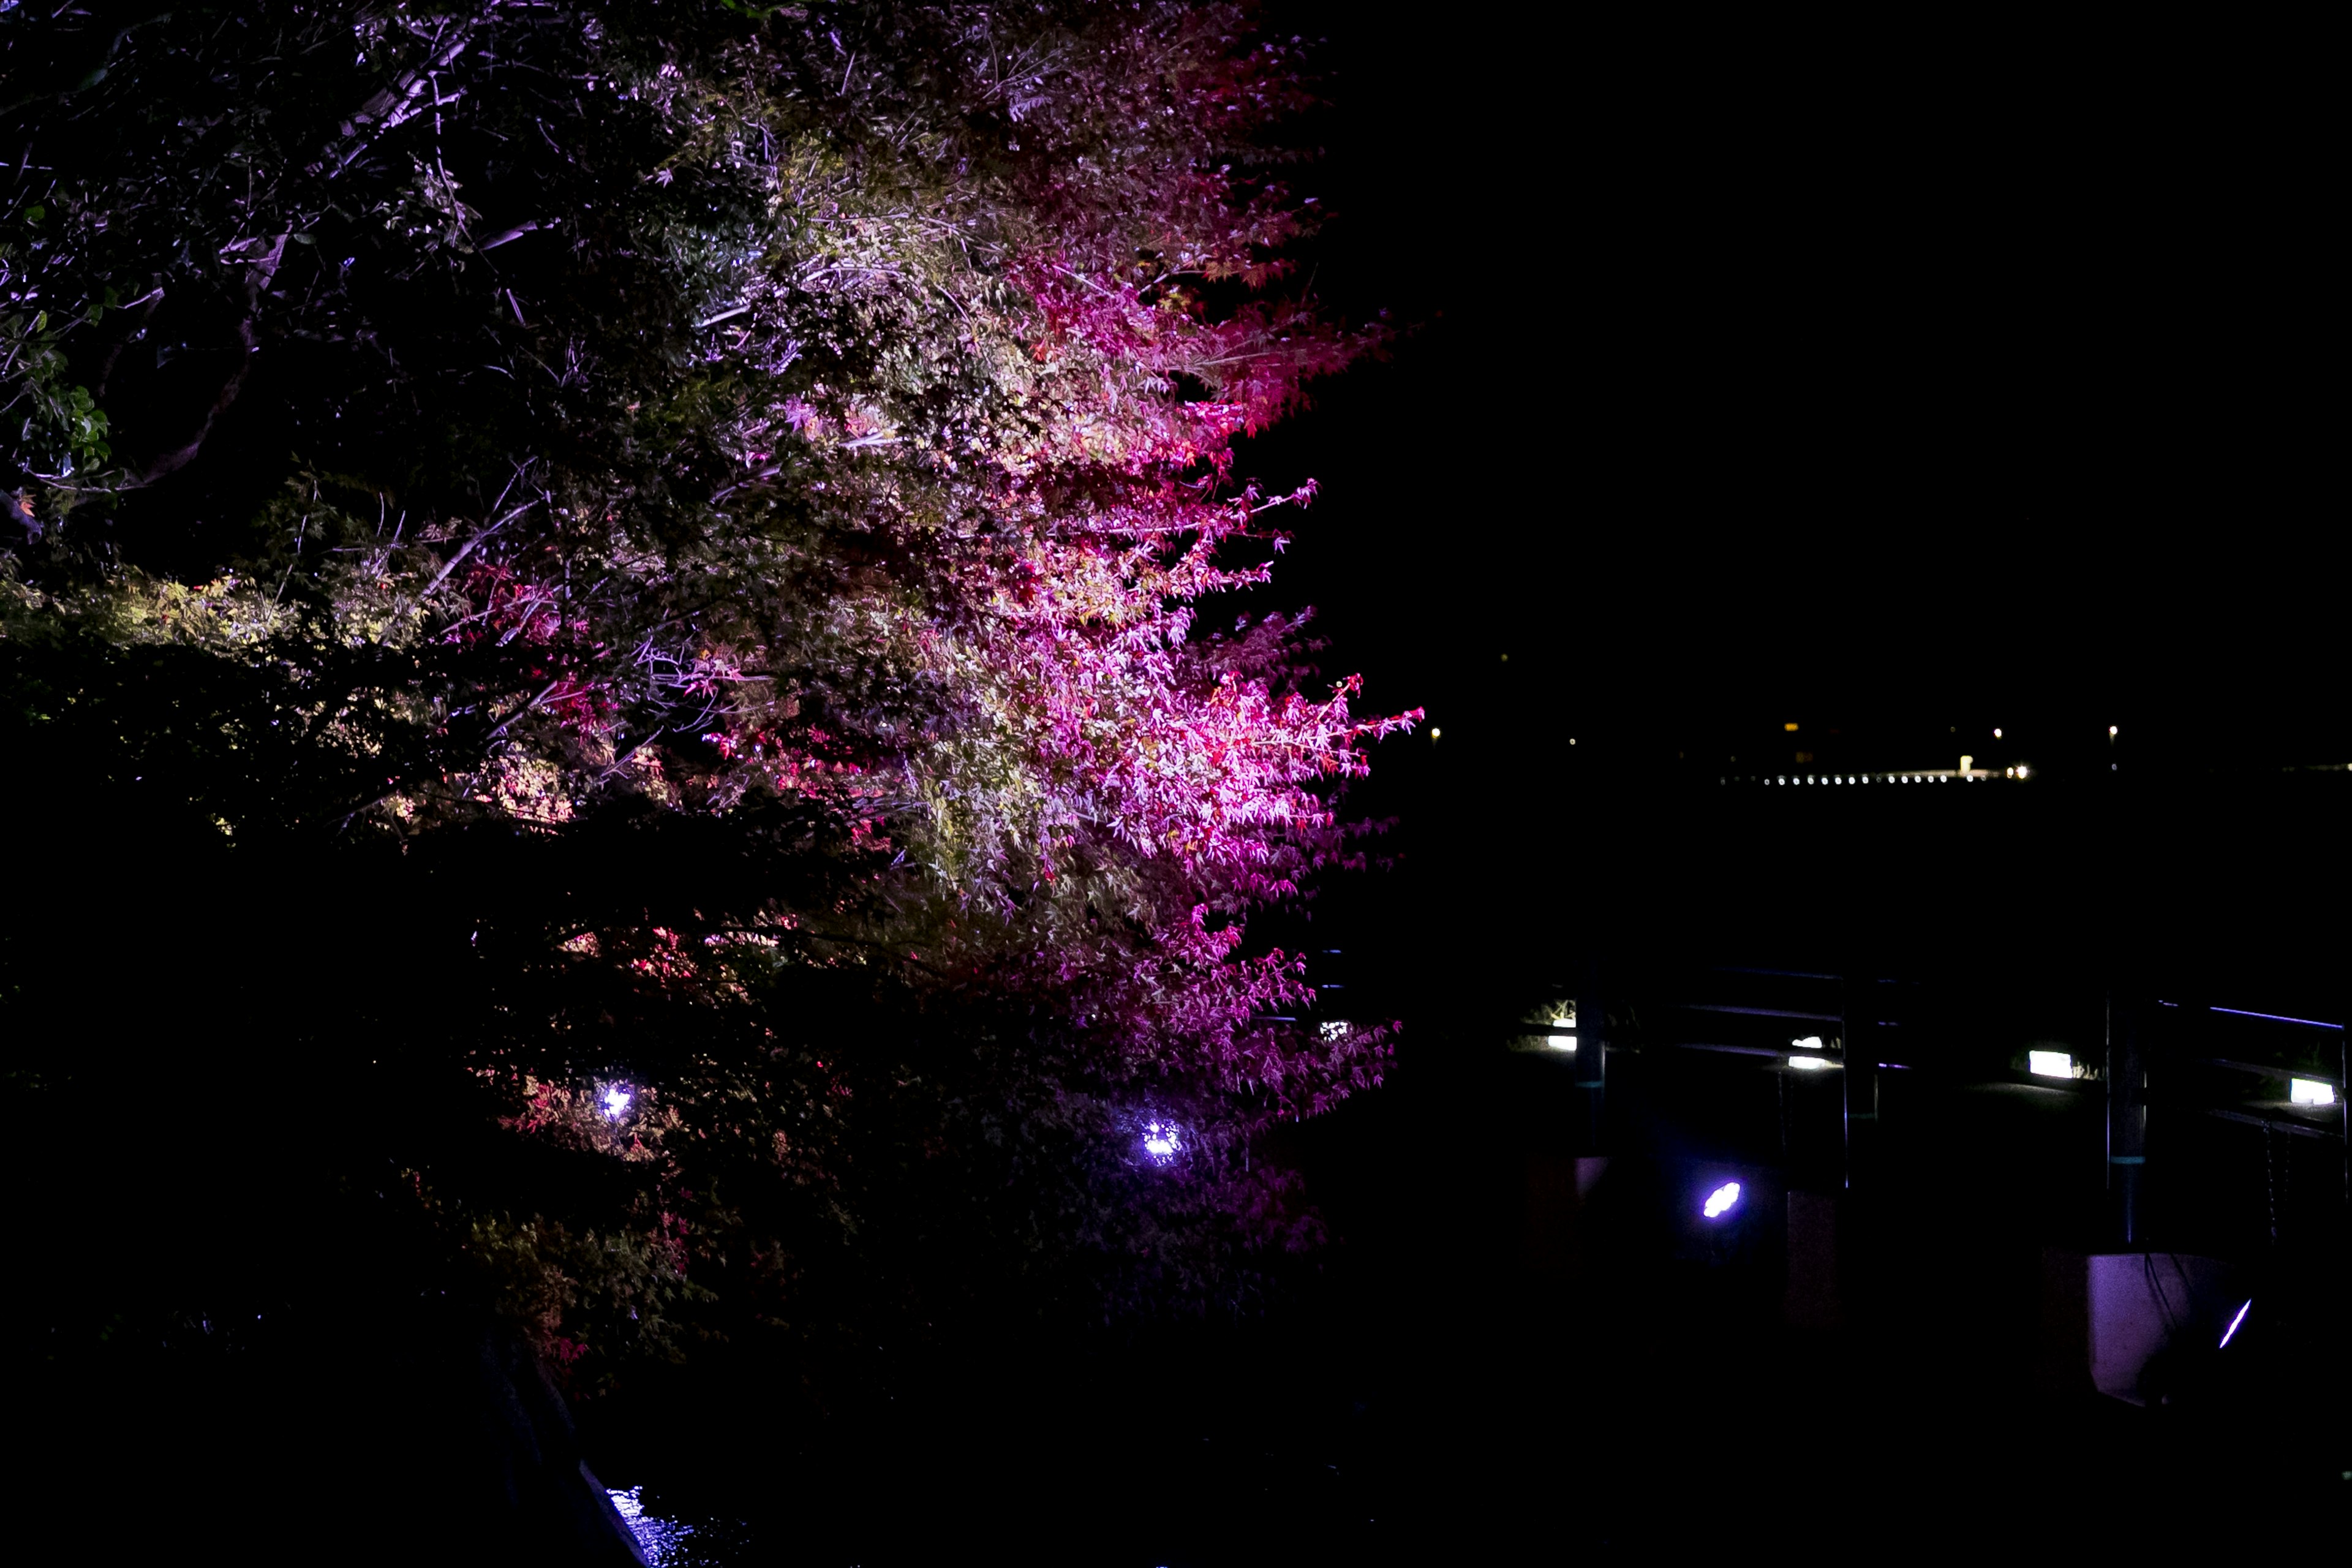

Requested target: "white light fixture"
[
  {"left": 2028, "top": 1050, "right": 2073, "bottom": 1079},
  {"left": 601, "top": 1085, "right": 633, "bottom": 1120},
  {"left": 1792, "top": 1035, "right": 1824, "bottom": 1050},
  {"left": 2218, "top": 1299, "right": 2252, "bottom": 1349},
  {"left": 1702, "top": 1181, "right": 1742, "bottom": 1219},
  {"left": 1319, "top": 1019, "right": 1352, "bottom": 1042},
  {"left": 2290, "top": 1079, "right": 2337, "bottom": 1106},
  {"left": 1789, "top": 1055, "right": 1835, "bottom": 1071},
  {"left": 1548, "top": 1036, "right": 1577, "bottom": 1052},
  {"left": 1993, "top": 728, "right": 2003, "bottom": 739},
  {"left": 2109, "top": 725, "right": 2119, "bottom": 737}
]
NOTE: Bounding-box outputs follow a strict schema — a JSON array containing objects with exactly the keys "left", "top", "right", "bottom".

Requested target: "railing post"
[
  {"left": 1842, "top": 976, "right": 1880, "bottom": 1191},
  {"left": 1575, "top": 959, "right": 1607, "bottom": 1155},
  {"left": 2107, "top": 991, "right": 2149, "bottom": 1246}
]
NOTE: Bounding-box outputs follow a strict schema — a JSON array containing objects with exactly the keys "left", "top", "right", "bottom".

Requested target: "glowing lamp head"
[
  {"left": 1789, "top": 1055, "right": 1834, "bottom": 1071},
  {"left": 1141, "top": 1120, "right": 1182, "bottom": 1164},
  {"left": 1702, "top": 1181, "right": 1742, "bottom": 1220},
  {"left": 2218, "top": 1298, "right": 2253, "bottom": 1349},
  {"left": 601, "top": 1085, "right": 633, "bottom": 1120},
  {"left": 1791, "top": 1035, "right": 1824, "bottom": 1051},
  {"left": 2290, "top": 1079, "right": 2337, "bottom": 1106},
  {"left": 2027, "top": 1050, "right": 2073, "bottom": 1079}
]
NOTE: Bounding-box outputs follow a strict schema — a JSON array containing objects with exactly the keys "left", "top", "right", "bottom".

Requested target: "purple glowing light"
[
  {"left": 2218, "top": 1298, "right": 2252, "bottom": 1349},
  {"left": 602, "top": 1085, "right": 633, "bottom": 1120},
  {"left": 1141, "top": 1120, "right": 1182, "bottom": 1164},
  {"left": 1702, "top": 1181, "right": 1742, "bottom": 1220}
]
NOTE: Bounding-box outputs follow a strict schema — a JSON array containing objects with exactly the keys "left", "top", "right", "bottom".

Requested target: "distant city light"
[
  {"left": 1789, "top": 1055, "right": 1835, "bottom": 1071},
  {"left": 1785, "top": 723, "right": 1800, "bottom": 732},
  {"left": 1993, "top": 728, "right": 2003, "bottom": 739},
  {"left": 1430, "top": 726, "right": 1442, "bottom": 740},
  {"left": 2015, "top": 765, "right": 2028, "bottom": 779},
  {"left": 2109, "top": 726, "right": 2119, "bottom": 737},
  {"left": 2028, "top": 1050, "right": 2073, "bottom": 1079},
  {"left": 1702, "top": 1181, "right": 1742, "bottom": 1219},
  {"left": 2290, "top": 1079, "right": 2337, "bottom": 1106},
  {"left": 1792, "top": 1036, "right": 1824, "bottom": 1051},
  {"left": 602, "top": 1085, "right": 633, "bottom": 1119},
  {"left": 2218, "top": 1299, "right": 2252, "bottom": 1349}
]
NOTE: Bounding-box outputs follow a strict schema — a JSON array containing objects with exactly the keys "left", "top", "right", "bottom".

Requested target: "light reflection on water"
[{"left": 602, "top": 1495, "right": 691, "bottom": 1561}]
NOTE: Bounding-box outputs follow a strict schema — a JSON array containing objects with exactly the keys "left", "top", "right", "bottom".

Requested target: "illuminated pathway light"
[
  {"left": 2290, "top": 1079, "right": 2337, "bottom": 1106},
  {"left": 2027, "top": 1051, "right": 2073, "bottom": 1079},
  {"left": 1702, "top": 1181, "right": 1742, "bottom": 1219}
]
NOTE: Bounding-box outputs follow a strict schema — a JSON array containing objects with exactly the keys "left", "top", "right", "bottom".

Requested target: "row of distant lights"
[
  {"left": 1551, "top": 1031, "right": 2337, "bottom": 1102},
  {"left": 2027, "top": 1050, "right": 2335, "bottom": 1104},
  {"left": 1550, "top": 1021, "right": 1842, "bottom": 1074},
  {"left": 1758, "top": 771, "right": 2024, "bottom": 785},
  {"left": 1741, "top": 723, "right": 2125, "bottom": 786}
]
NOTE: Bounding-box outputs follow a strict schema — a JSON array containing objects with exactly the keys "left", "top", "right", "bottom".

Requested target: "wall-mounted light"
[
  {"left": 2028, "top": 1050, "right": 2073, "bottom": 1079},
  {"left": 2290, "top": 1079, "right": 2337, "bottom": 1106}
]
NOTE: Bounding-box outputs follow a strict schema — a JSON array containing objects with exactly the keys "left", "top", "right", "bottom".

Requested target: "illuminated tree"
[{"left": 2, "top": 1, "right": 1413, "bottom": 1382}]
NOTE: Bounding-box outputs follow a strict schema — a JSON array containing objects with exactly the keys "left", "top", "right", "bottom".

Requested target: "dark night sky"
[
  {"left": 1245, "top": 8, "right": 2334, "bottom": 764},
  {"left": 1232, "top": 9, "right": 2339, "bottom": 998}
]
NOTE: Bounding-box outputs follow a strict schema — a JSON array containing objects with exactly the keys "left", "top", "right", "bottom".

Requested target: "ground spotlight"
[
  {"left": 2028, "top": 1050, "right": 2073, "bottom": 1079},
  {"left": 1141, "top": 1120, "right": 1183, "bottom": 1164},
  {"left": 1702, "top": 1181, "right": 1742, "bottom": 1220}
]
